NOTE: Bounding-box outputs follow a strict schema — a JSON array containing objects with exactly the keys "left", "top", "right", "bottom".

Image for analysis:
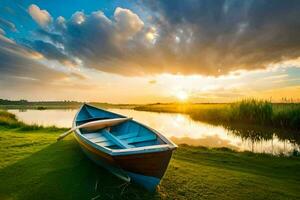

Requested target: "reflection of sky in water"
[
  {"left": 10, "top": 109, "right": 77, "bottom": 128},
  {"left": 10, "top": 109, "right": 299, "bottom": 155}
]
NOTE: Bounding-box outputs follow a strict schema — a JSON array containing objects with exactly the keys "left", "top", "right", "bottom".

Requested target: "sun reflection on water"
[{"left": 10, "top": 108, "right": 300, "bottom": 155}]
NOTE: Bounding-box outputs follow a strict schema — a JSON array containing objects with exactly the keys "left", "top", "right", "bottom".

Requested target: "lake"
[{"left": 10, "top": 108, "right": 300, "bottom": 155}]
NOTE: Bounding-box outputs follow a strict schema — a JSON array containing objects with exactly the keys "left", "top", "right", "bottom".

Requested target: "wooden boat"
[{"left": 73, "top": 104, "right": 177, "bottom": 191}]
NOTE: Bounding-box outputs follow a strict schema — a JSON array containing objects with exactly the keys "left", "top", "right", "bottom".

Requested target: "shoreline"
[{"left": 2, "top": 99, "right": 300, "bottom": 131}]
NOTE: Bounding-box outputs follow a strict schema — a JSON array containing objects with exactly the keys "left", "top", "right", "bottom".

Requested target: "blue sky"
[
  {"left": 0, "top": 0, "right": 137, "bottom": 39},
  {"left": 0, "top": 0, "right": 300, "bottom": 103}
]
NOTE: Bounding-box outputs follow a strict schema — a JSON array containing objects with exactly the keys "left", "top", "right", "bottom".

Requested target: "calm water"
[{"left": 10, "top": 109, "right": 300, "bottom": 155}]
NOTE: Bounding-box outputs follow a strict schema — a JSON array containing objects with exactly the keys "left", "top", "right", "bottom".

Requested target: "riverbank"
[
  {"left": 135, "top": 100, "right": 300, "bottom": 131},
  {"left": 2, "top": 99, "right": 300, "bottom": 130},
  {"left": 0, "top": 111, "right": 300, "bottom": 199},
  {"left": 0, "top": 99, "right": 137, "bottom": 110}
]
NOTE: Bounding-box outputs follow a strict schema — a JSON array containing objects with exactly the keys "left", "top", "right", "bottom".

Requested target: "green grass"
[
  {"left": 135, "top": 100, "right": 300, "bottom": 130},
  {"left": 0, "top": 127, "right": 156, "bottom": 200},
  {"left": 1, "top": 111, "right": 300, "bottom": 199}
]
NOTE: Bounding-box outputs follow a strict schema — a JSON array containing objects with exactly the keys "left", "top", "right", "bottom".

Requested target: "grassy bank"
[
  {"left": 3, "top": 99, "right": 300, "bottom": 130},
  {"left": 0, "top": 111, "right": 300, "bottom": 199},
  {"left": 0, "top": 99, "right": 137, "bottom": 110},
  {"left": 135, "top": 100, "right": 300, "bottom": 130}
]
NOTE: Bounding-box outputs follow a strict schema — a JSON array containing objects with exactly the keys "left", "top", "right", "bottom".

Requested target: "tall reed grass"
[
  {"left": 229, "top": 99, "right": 273, "bottom": 125},
  {"left": 189, "top": 99, "right": 300, "bottom": 130}
]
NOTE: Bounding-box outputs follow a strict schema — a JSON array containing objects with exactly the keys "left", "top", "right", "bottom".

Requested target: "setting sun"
[{"left": 176, "top": 91, "right": 189, "bottom": 101}]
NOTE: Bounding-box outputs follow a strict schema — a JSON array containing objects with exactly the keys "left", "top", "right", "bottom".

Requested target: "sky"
[{"left": 0, "top": 0, "right": 300, "bottom": 103}]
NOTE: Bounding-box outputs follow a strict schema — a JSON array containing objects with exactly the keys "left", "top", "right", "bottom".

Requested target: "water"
[{"left": 10, "top": 109, "right": 300, "bottom": 155}]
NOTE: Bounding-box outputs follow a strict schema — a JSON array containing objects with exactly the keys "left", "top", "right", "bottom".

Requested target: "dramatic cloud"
[
  {"left": 114, "top": 7, "right": 144, "bottom": 39},
  {"left": 0, "top": 33, "right": 67, "bottom": 85},
  {"left": 27, "top": 40, "right": 77, "bottom": 67},
  {"left": 25, "top": 1, "right": 300, "bottom": 76},
  {"left": 28, "top": 4, "right": 52, "bottom": 28},
  {"left": 138, "top": 0, "right": 300, "bottom": 75},
  {"left": 31, "top": 8, "right": 148, "bottom": 74}
]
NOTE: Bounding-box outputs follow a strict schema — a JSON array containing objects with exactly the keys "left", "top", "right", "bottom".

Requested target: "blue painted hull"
[
  {"left": 74, "top": 133, "right": 173, "bottom": 191},
  {"left": 126, "top": 172, "right": 161, "bottom": 191}
]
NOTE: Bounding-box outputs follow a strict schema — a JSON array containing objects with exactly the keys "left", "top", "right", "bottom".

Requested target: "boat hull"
[{"left": 74, "top": 132, "right": 173, "bottom": 191}]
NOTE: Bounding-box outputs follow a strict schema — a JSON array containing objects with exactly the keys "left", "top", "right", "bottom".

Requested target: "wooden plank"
[
  {"left": 96, "top": 140, "right": 115, "bottom": 147},
  {"left": 103, "top": 130, "right": 133, "bottom": 149},
  {"left": 116, "top": 132, "right": 138, "bottom": 140},
  {"left": 77, "top": 117, "right": 109, "bottom": 124},
  {"left": 125, "top": 134, "right": 157, "bottom": 144},
  {"left": 89, "top": 135, "right": 109, "bottom": 143},
  {"left": 84, "top": 132, "right": 103, "bottom": 139}
]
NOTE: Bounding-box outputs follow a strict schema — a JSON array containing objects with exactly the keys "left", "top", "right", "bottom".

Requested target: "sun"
[{"left": 176, "top": 91, "right": 188, "bottom": 101}]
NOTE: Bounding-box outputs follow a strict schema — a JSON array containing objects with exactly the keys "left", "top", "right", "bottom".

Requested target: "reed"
[
  {"left": 190, "top": 100, "right": 300, "bottom": 130},
  {"left": 273, "top": 105, "right": 300, "bottom": 130},
  {"left": 228, "top": 99, "right": 273, "bottom": 124}
]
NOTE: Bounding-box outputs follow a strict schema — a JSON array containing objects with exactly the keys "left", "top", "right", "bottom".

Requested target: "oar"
[{"left": 57, "top": 117, "right": 132, "bottom": 141}]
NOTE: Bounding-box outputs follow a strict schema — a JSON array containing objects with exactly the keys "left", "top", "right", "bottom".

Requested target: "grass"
[
  {"left": 0, "top": 111, "right": 300, "bottom": 199},
  {"left": 135, "top": 100, "right": 300, "bottom": 130}
]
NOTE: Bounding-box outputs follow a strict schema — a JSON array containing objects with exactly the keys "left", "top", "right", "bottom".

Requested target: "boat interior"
[{"left": 76, "top": 105, "right": 166, "bottom": 150}]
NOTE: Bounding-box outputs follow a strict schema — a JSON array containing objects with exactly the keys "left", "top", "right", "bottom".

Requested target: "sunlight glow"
[
  {"left": 146, "top": 27, "right": 158, "bottom": 44},
  {"left": 176, "top": 90, "right": 188, "bottom": 101}
]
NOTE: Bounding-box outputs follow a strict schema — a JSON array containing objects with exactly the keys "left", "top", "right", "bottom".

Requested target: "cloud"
[
  {"left": 23, "top": 2, "right": 300, "bottom": 76},
  {"left": 0, "top": 28, "right": 4, "bottom": 35},
  {"left": 0, "top": 32, "right": 90, "bottom": 99},
  {"left": 114, "top": 7, "right": 144, "bottom": 39},
  {"left": 0, "top": 33, "right": 68, "bottom": 85},
  {"left": 46, "top": 8, "right": 147, "bottom": 74},
  {"left": 28, "top": 4, "right": 52, "bottom": 28},
  {"left": 0, "top": 17, "right": 17, "bottom": 32},
  {"left": 25, "top": 7, "right": 154, "bottom": 75},
  {"left": 141, "top": 0, "right": 300, "bottom": 75},
  {"left": 35, "top": 29, "right": 64, "bottom": 44},
  {"left": 26, "top": 40, "right": 77, "bottom": 67}
]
